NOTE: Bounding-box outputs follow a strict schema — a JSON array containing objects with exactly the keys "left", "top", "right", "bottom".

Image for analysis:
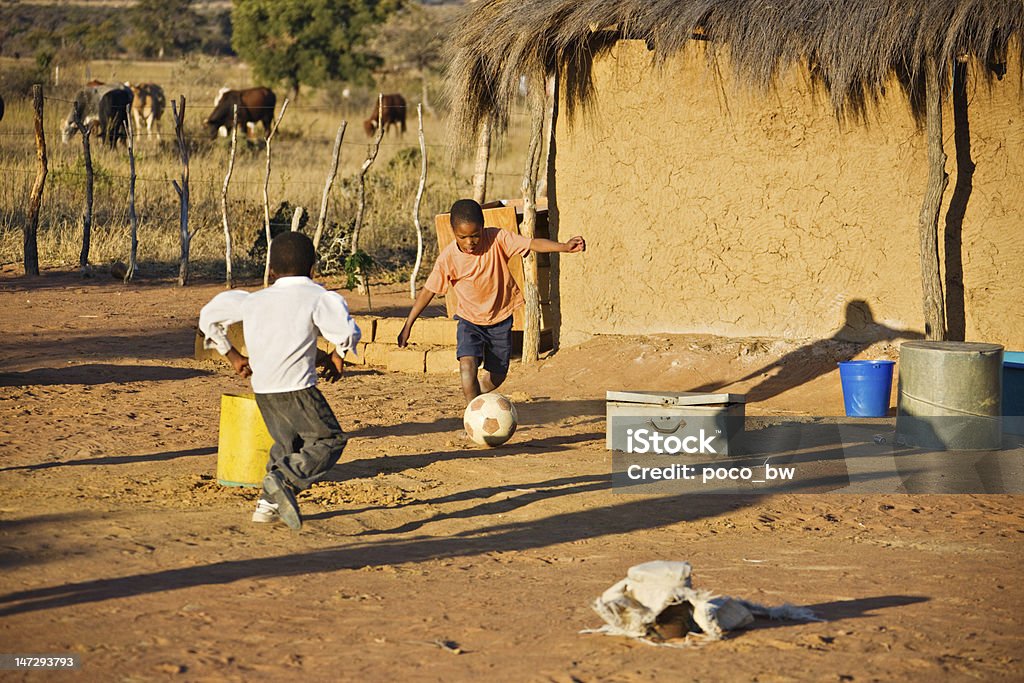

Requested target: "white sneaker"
[{"left": 251, "top": 497, "right": 280, "bottom": 523}]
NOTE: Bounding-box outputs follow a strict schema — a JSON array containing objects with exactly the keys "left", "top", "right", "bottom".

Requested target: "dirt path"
[{"left": 1, "top": 269, "right": 1022, "bottom": 681}]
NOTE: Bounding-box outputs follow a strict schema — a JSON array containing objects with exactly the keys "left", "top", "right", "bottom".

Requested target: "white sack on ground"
[{"left": 586, "top": 560, "right": 821, "bottom": 645}]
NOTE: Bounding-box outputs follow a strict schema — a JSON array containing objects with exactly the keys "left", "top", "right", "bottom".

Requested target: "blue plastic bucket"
[{"left": 838, "top": 360, "right": 895, "bottom": 417}]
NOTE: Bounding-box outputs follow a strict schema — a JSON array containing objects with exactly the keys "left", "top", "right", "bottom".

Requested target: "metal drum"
[{"left": 896, "top": 341, "right": 1003, "bottom": 450}]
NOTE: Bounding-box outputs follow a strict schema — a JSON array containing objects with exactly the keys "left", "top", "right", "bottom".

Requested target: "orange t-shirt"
[{"left": 424, "top": 227, "right": 533, "bottom": 326}]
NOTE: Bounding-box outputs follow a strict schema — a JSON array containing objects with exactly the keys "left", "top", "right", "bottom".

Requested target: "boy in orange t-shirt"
[{"left": 398, "top": 199, "right": 585, "bottom": 401}]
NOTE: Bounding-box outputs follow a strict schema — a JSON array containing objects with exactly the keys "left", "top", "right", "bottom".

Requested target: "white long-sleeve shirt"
[{"left": 198, "top": 276, "right": 361, "bottom": 394}]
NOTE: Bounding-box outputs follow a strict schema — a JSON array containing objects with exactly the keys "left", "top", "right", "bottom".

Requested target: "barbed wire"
[
  {"left": 34, "top": 93, "right": 533, "bottom": 116},
  {"left": 0, "top": 128, "right": 477, "bottom": 149},
  {"left": 0, "top": 134, "right": 536, "bottom": 176},
  {"left": 0, "top": 162, "right": 527, "bottom": 187},
  {"left": 2, "top": 123, "right": 530, "bottom": 150}
]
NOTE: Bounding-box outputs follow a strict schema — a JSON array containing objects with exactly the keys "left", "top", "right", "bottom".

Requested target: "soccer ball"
[{"left": 463, "top": 392, "right": 518, "bottom": 447}]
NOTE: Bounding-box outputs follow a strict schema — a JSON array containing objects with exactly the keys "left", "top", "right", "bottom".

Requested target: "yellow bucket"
[{"left": 217, "top": 393, "right": 274, "bottom": 487}]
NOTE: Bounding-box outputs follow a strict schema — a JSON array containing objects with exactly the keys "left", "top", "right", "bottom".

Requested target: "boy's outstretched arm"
[
  {"left": 529, "top": 236, "right": 586, "bottom": 254},
  {"left": 398, "top": 288, "right": 436, "bottom": 347}
]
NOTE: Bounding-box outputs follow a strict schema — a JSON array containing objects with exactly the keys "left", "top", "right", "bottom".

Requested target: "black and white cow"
[{"left": 62, "top": 84, "right": 134, "bottom": 149}]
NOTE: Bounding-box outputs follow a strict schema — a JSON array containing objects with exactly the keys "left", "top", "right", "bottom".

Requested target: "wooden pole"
[
  {"left": 472, "top": 118, "right": 492, "bottom": 205},
  {"left": 125, "top": 111, "right": 139, "bottom": 282},
  {"left": 420, "top": 70, "right": 433, "bottom": 116},
  {"left": 25, "top": 84, "right": 47, "bottom": 277},
  {"left": 917, "top": 54, "right": 949, "bottom": 341},
  {"left": 411, "top": 103, "right": 427, "bottom": 299},
  {"left": 352, "top": 94, "right": 385, "bottom": 256},
  {"left": 73, "top": 100, "right": 95, "bottom": 277},
  {"left": 363, "top": 261, "right": 373, "bottom": 313},
  {"left": 351, "top": 94, "right": 385, "bottom": 295},
  {"left": 290, "top": 206, "right": 304, "bottom": 232},
  {"left": 520, "top": 80, "right": 545, "bottom": 364},
  {"left": 171, "top": 96, "right": 191, "bottom": 286},
  {"left": 537, "top": 74, "right": 556, "bottom": 200},
  {"left": 313, "top": 120, "right": 347, "bottom": 251},
  {"left": 262, "top": 98, "right": 290, "bottom": 287},
  {"left": 220, "top": 105, "right": 238, "bottom": 288}
]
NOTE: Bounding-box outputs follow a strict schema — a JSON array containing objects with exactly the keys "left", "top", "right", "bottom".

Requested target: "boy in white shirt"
[{"left": 199, "top": 232, "right": 361, "bottom": 530}]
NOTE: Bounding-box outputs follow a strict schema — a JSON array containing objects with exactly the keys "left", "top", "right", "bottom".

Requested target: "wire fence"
[{"left": 0, "top": 87, "right": 543, "bottom": 276}]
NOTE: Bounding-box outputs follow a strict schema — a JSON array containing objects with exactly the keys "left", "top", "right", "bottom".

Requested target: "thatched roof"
[{"left": 446, "top": 0, "right": 1023, "bottom": 140}]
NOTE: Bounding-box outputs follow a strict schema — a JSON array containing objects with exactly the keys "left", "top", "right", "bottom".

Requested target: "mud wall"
[{"left": 554, "top": 41, "right": 1024, "bottom": 349}]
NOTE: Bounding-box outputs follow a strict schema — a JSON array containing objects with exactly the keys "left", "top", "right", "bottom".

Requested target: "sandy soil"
[{"left": 1, "top": 267, "right": 1022, "bottom": 682}]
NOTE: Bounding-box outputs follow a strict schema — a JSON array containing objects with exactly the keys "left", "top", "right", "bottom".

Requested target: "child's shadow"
[{"left": 692, "top": 300, "right": 923, "bottom": 403}]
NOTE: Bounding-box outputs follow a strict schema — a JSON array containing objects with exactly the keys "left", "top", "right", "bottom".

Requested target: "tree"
[
  {"left": 127, "top": 0, "right": 202, "bottom": 59},
  {"left": 367, "top": 2, "right": 458, "bottom": 111},
  {"left": 232, "top": 0, "right": 401, "bottom": 97},
  {"left": 81, "top": 19, "right": 123, "bottom": 59}
]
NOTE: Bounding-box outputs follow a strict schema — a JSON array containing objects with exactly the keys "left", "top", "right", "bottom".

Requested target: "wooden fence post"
[
  {"left": 520, "top": 80, "right": 545, "bottom": 364},
  {"left": 290, "top": 206, "right": 304, "bottom": 232},
  {"left": 313, "top": 121, "right": 347, "bottom": 252},
  {"left": 125, "top": 111, "right": 139, "bottom": 282},
  {"left": 25, "top": 84, "right": 47, "bottom": 277},
  {"left": 352, "top": 94, "right": 385, "bottom": 256},
  {"left": 472, "top": 118, "right": 492, "bottom": 205},
  {"left": 411, "top": 103, "right": 427, "bottom": 299},
  {"left": 171, "top": 96, "right": 192, "bottom": 286},
  {"left": 351, "top": 93, "right": 385, "bottom": 295},
  {"left": 262, "top": 99, "right": 290, "bottom": 287},
  {"left": 220, "top": 105, "right": 238, "bottom": 288},
  {"left": 73, "top": 100, "right": 95, "bottom": 277}
]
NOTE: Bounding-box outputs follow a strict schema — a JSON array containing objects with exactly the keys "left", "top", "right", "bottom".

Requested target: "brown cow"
[
  {"left": 364, "top": 94, "right": 406, "bottom": 137},
  {"left": 206, "top": 87, "right": 277, "bottom": 141}
]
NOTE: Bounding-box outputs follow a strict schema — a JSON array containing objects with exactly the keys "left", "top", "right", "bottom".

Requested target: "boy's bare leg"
[
  {"left": 459, "top": 356, "right": 483, "bottom": 402},
  {"left": 480, "top": 370, "right": 506, "bottom": 393}
]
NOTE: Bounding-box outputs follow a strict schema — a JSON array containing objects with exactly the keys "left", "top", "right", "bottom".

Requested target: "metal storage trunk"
[{"left": 606, "top": 391, "right": 746, "bottom": 457}]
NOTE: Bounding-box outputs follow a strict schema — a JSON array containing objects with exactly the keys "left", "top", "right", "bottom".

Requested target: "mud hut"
[{"left": 447, "top": 1, "right": 1024, "bottom": 349}]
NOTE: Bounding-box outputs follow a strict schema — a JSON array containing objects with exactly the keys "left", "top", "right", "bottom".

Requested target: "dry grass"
[{"left": 0, "top": 57, "right": 535, "bottom": 283}]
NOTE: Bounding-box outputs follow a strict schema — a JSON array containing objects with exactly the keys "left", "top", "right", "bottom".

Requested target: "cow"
[
  {"left": 0, "top": 94, "right": 4, "bottom": 124},
  {"left": 205, "top": 87, "right": 276, "bottom": 142},
  {"left": 125, "top": 82, "right": 166, "bottom": 141},
  {"left": 62, "top": 84, "right": 134, "bottom": 149},
  {"left": 364, "top": 93, "right": 406, "bottom": 137},
  {"left": 211, "top": 87, "right": 254, "bottom": 138}
]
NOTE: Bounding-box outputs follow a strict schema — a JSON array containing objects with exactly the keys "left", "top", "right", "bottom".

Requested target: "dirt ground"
[{"left": 1, "top": 267, "right": 1022, "bottom": 682}]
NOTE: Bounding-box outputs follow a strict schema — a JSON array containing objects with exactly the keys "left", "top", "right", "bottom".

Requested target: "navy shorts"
[{"left": 455, "top": 315, "right": 513, "bottom": 375}]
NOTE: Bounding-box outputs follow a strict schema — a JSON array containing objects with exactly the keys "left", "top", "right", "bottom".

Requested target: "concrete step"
[
  {"left": 194, "top": 318, "right": 459, "bottom": 374},
  {"left": 363, "top": 316, "right": 458, "bottom": 347}
]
